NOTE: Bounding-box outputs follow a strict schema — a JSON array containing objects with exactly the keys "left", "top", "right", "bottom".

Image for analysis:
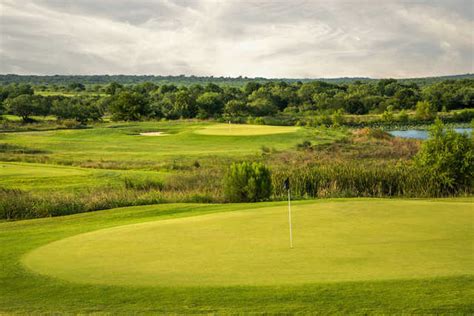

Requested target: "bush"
[
  {"left": 415, "top": 101, "right": 437, "bottom": 120},
  {"left": 224, "top": 162, "right": 272, "bottom": 202},
  {"left": 296, "top": 140, "right": 312, "bottom": 150},
  {"left": 415, "top": 119, "right": 474, "bottom": 194}
]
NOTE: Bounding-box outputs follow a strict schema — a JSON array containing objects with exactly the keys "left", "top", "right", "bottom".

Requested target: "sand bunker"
[{"left": 139, "top": 132, "right": 168, "bottom": 136}]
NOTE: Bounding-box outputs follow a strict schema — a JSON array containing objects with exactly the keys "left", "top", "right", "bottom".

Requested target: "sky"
[{"left": 0, "top": 0, "right": 473, "bottom": 78}]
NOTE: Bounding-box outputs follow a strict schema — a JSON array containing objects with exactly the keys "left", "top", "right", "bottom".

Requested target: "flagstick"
[{"left": 288, "top": 188, "right": 293, "bottom": 249}]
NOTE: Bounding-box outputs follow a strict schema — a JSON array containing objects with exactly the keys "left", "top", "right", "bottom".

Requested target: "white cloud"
[{"left": 0, "top": 0, "right": 472, "bottom": 78}]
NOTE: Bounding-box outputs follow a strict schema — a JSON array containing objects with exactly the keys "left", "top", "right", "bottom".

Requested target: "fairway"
[
  {"left": 194, "top": 123, "right": 300, "bottom": 136},
  {"left": 23, "top": 200, "right": 473, "bottom": 287},
  {"left": 0, "top": 162, "right": 167, "bottom": 192},
  {"left": 0, "top": 122, "right": 332, "bottom": 166}
]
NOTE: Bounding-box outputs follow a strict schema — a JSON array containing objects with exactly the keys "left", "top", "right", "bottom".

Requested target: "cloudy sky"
[{"left": 0, "top": 0, "right": 473, "bottom": 78}]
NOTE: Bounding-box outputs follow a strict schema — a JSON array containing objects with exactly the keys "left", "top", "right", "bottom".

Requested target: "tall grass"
[
  {"left": 2, "top": 161, "right": 471, "bottom": 220},
  {"left": 271, "top": 162, "right": 470, "bottom": 199}
]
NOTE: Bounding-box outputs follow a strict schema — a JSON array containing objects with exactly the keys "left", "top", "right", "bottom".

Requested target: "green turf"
[
  {"left": 1, "top": 199, "right": 472, "bottom": 313},
  {"left": 0, "top": 121, "right": 344, "bottom": 166},
  {"left": 194, "top": 123, "right": 300, "bottom": 136},
  {"left": 0, "top": 162, "right": 167, "bottom": 192},
  {"left": 23, "top": 200, "right": 473, "bottom": 287}
]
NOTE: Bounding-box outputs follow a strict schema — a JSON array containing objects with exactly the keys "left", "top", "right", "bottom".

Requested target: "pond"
[{"left": 388, "top": 128, "right": 472, "bottom": 140}]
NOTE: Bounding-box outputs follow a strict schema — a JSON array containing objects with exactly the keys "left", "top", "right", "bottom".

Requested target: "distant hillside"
[{"left": 0, "top": 73, "right": 472, "bottom": 86}]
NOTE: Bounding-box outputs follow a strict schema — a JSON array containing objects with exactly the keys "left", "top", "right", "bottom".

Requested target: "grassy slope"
[
  {"left": 0, "top": 162, "right": 167, "bottom": 192},
  {"left": 1, "top": 199, "right": 473, "bottom": 314},
  {"left": 0, "top": 121, "right": 344, "bottom": 167}
]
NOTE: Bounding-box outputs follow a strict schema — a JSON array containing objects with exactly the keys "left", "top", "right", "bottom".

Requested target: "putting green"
[
  {"left": 23, "top": 200, "right": 473, "bottom": 287},
  {"left": 194, "top": 124, "right": 300, "bottom": 136}
]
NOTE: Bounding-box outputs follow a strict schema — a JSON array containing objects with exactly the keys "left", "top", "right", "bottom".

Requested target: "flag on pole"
[{"left": 284, "top": 177, "right": 293, "bottom": 248}]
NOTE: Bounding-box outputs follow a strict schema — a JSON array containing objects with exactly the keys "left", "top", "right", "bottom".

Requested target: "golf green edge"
[{"left": 1, "top": 198, "right": 472, "bottom": 314}]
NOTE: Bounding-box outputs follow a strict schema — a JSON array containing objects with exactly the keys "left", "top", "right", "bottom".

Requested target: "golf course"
[
  {"left": 1, "top": 79, "right": 474, "bottom": 314},
  {"left": 1, "top": 118, "right": 473, "bottom": 313},
  {"left": 2, "top": 0, "right": 474, "bottom": 311},
  {"left": 1, "top": 198, "right": 473, "bottom": 313}
]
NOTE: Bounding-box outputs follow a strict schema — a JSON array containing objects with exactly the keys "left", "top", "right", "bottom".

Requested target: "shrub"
[
  {"left": 397, "top": 110, "right": 409, "bottom": 123},
  {"left": 415, "top": 101, "right": 437, "bottom": 120},
  {"left": 224, "top": 162, "right": 272, "bottom": 202},
  {"left": 415, "top": 119, "right": 474, "bottom": 194},
  {"left": 331, "top": 109, "right": 345, "bottom": 126},
  {"left": 296, "top": 140, "right": 312, "bottom": 150},
  {"left": 381, "top": 106, "right": 395, "bottom": 123}
]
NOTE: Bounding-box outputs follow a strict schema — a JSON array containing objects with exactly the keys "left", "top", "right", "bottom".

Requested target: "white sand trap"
[{"left": 139, "top": 132, "right": 168, "bottom": 136}]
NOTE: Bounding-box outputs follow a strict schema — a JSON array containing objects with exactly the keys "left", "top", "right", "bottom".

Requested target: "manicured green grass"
[
  {"left": 0, "top": 121, "right": 344, "bottom": 167},
  {"left": 0, "top": 162, "right": 167, "bottom": 192},
  {"left": 1, "top": 199, "right": 473, "bottom": 313},
  {"left": 195, "top": 123, "right": 300, "bottom": 136},
  {"left": 24, "top": 200, "right": 473, "bottom": 287}
]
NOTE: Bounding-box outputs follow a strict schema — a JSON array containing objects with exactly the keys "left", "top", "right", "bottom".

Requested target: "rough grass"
[{"left": 1, "top": 199, "right": 473, "bottom": 314}]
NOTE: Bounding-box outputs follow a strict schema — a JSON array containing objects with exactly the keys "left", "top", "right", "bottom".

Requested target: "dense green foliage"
[
  {"left": 1, "top": 76, "right": 473, "bottom": 124},
  {"left": 1, "top": 73, "right": 473, "bottom": 86},
  {"left": 224, "top": 162, "right": 272, "bottom": 202},
  {"left": 415, "top": 120, "right": 474, "bottom": 193}
]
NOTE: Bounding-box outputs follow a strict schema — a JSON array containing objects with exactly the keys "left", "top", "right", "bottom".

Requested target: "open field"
[{"left": 1, "top": 198, "right": 473, "bottom": 314}]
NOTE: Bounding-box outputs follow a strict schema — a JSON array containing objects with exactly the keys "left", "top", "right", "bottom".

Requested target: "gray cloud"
[{"left": 0, "top": 0, "right": 472, "bottom": 78}]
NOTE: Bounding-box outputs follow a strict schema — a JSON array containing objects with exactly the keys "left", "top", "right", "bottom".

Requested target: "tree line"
[{"left": 0, "top": 78, "right": 473, "bottom": 123}]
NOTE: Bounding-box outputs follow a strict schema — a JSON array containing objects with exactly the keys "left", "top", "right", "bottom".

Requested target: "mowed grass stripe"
[
  {"left": 0, "top": 161, "right": 168, "bottom": 192},
  {"left": 194, "top": 123, "right": 300, "bottom": 136},
  {"left": 23, "top": 200, "right": 473, "bottom": 287}
]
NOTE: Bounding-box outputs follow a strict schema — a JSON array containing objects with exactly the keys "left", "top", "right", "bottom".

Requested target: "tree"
[
  {"left": 224, "top": 100, "right": 249, "bottom": 117},
  {"left": 242, "top": 82, "right": 261, "bottom": 95},
  {"left": 224, "top": 162, "right": 272, "bottom": 202},
  {"left": 5, "top": 94, "right": 38, "bottom": 122},
  {"left": 248, "top": 98, "right": 278, "bottom": 116},
  {"left": 196, "top": 92, "right": 223, "bottom": 118},
  {"left": 68, "top": 82, "right": 85, "bottom": 92},
  {"left": 109, "top": 91, "right": 150, "bottom": 121},
  {"left": 415, "top": 119, "right": 473, "bottom": 194},
  {"left": 415, "top": 100, "right": 437, "bottom": 120},
  {"left": 343, "top": 95, "right": 367, "bottom": 114},
  {"left": 52, "top": 98, "right": 102, "bottom": 124},
  {"left": 173, "top": 90, "right": 196, "bottom": 118},
  {"left": 393, "top": 88, "right": 419, "bottom": 109},
  {"left": 105, "top": 82, "right": 123, "bottom": 95}
]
